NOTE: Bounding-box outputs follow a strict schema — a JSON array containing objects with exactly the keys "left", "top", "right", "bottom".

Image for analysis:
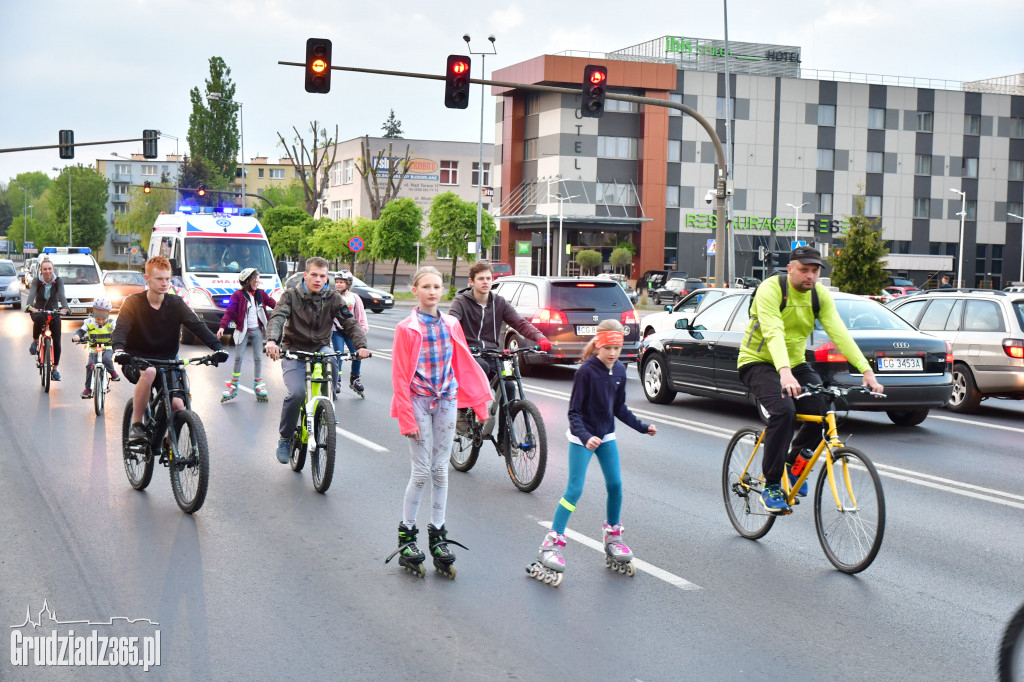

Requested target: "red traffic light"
[
  {"left": 143, "top": 181, "right": 152, "bottom": 194},
  {"left": 581, "top": 65, "right": 608, "bottom": 118},
  {"left": 450, "top": 60, "right": 469, "bottom": 76},
  {"left": 197, "top": 184, "right": 206, "bottom": 197},
  {"left": 444, "top": 54, "right": 471, "bottom": 109},
  {"left": 589, "top": 70, "right": 607, "bottom": 85}
]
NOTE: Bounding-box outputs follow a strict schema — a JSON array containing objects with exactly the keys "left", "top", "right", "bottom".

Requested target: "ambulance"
[{"left": 149, "top": 205, "right": 283, "bottom": 343}]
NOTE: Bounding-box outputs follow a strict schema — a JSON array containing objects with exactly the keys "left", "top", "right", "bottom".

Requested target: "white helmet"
[{"left": 92, "top": 299, "right": 112, "bottom": 312}]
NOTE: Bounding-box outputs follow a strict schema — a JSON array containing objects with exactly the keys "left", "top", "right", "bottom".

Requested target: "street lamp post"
[
  {"left": 463, "top": 34, "right": 496, "bottom": 260},
  {"left": 208, "top": 92, "right": 244, "bottom": 207},
  {"left": 785, "top": 202, "right": 809, "bottom": 257},
  {"left": 1009, "top": 212, "right": 1024, "bottom": 283},
  {"left": 53, "top": 167, "right": 71, "bottom": 246},
  {"left": 950, "top": 188, "right": 967, "bottom": 287}
]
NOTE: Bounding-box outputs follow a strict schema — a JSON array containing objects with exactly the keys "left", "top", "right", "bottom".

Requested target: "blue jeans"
[
  {"left": 331, "top": 331, "right": 361, "bottom": 381},
  {"left": 551, "top": 440, "right": 623, "bottom": 534}
]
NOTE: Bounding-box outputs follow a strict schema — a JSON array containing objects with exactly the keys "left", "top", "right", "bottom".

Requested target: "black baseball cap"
[{"left": 790, "top": 245, "right": 824, "bottom": 267}]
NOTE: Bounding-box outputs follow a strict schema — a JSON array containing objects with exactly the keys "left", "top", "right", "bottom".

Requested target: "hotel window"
[
  {"left": 596, "top": 136, "right": 638, "bottom": 160},
  {"left": 916, "top": 111, "right": 933, "bottom": 132},
  {"left": 667, "top": 140, "right": 681, "bottom": 163},
  {"left": 867, "top": 108, "right": 885, "bottom": 129},
  {"left": 471, "top": 162, "right": 490, "bottom": 187},
  {"left": 866, "top": 152, "right": 883, "bottom": 173},
  {"left": 1010, "top": 118, "right": 1024, "bottom": 138},
  {"left": 595, "top": 182, "right": 637, "bottom": 206},
  {"left": 1010, "top": 160, "right": 1024, "bottom": 181},
  {"left": 342, "top": 199, "right": 353, "bottom": 219},
  {"left": 964, "top": 114, "right": 980, "bottom": 135},
  {"left": 816, "top": 193, "right": 833, "bottom": 214},
  {"left": 523, "top": 138, "right": 538, "bottom": 160},
  {"left": 716, "top": 97, "right": 736, "bottom": 119},
  {"left": 440, "top": 160, "right": 458, "bottom": 185},
  {"left": 666, "top": 186, "right": 680, "bottom": 208},
  {"left": 816, "top": 148, "right": 834, "bottom": 170},
  {"left": 605, "top": 99, "right": 638, "bottom": 113},
  {"left": 961, "top": 157, "right": 978, "bottom": 178},
  {"left": 330, "top": 201, "right": 341, "bottom": 220},
  {"left": 1007, "top": 204, "right": 1023, "bottom": 221},
  {"left": 668, "top": 93, "right": 683, "bottom": 116},
  {"left": 864, "top": 195, "right": 882, "bottom": 216},
  {"left": 915, "top": 154, "right": 932, "bottom": 175},
  {"left": 913, "top": 197, "right": 930, "bottom": 218},
  {"left": 525, "top": 94, "right": 540, "bottom": 115},
  {"left": 817, "top": 104, "right": 836, "bottom": 126},
  {"left": 269, "top": 169, "right": 284, "bottom": 179},
  {"left": 141, "top": 164, "right": 157, "bottom": 176},
  {"left": 966, "top": 200, "right": 977, "bottom": 220},
  {"left": 343, "top": 158, "right": 354, "bottom": 184}
]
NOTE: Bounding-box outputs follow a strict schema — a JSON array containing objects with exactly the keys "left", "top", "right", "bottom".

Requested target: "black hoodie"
[{"left": 448, "top": 288, "right": 543, "bottom": 350}]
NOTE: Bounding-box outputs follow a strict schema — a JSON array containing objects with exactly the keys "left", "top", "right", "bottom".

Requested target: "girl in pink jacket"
[{"left": 387, "top": 267, "right": 490, "bottom": 579}]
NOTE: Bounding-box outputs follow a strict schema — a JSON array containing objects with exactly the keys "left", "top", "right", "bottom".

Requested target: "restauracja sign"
[{"left": 685, "top": 213, "right": 850, "bottom": 233}]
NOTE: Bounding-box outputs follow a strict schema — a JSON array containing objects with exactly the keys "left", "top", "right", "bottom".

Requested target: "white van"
[
  {"left": 148, "top": 206, "right": 283, "bottom": 342},
  {"left": 24, "top": 247, "right": 105, "bottom": 319}
]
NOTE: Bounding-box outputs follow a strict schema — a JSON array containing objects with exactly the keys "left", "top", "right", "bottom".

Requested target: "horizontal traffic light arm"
[
  {"left": 152, "top": 185, "right": 277, "bottom": 208},
  {"left": 0, "top": 137, "right": 149, "bottom": 155}
]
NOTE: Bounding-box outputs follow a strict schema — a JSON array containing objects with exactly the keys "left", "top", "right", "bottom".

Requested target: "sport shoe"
[
  {"left": 29, "top": 341, "right": 38, "bottom": 356},
  {"left": 787, "top": 467, "right": 809, "bottom": 498},
  {"left": 110, "top": 372, "right": 120, "bottom": 382},
  {"left": 760, "top": 484, "right": 791, "bottom": 514},
  {"left": 276, "top": 438, "right": 291, "bottom": 464},
  {"left": 81, "top": 389, "right": 92, "bottom": 399},
  {"left": 129, "top": 422, "right": 147, "bottom": 442},
  {"left": 50, "top": 369, "right": 61, "bottom": 381}
]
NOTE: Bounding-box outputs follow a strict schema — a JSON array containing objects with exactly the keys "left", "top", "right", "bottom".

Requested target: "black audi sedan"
[{"left": 637, "top": 290, "right": 954, "bottom": 426}]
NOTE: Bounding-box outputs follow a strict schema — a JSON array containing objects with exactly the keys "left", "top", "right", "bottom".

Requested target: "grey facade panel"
[
  {"left": 1009, "top": 139, "right": 1024, "bottom": 161},
  {"left": 771, "top": 76, "right": 782, "bottom": 221},
  {"left": 561, "top": 134, "right": 597, "bottom": 157},
  {"left": 995, "top": 201, "right": 1007, "bottom": 220},
  {"left": 964, "top": 92, "right": 982, "bottom": 115},
  {"left": 668, "top": 117, "right": 683, "bottom": 140},
  {"left": 903, "top": 111, "right": 916, "bottom": 131},
  {"left": 884, "top": 152, "right": 898, "bottom": 174},
  {"left": 700, "top": 141, "right": 716, "bottom": 162},
  {"left": 981, "top": 115, "right": 994, "bottom": 136},
  {"left": 524, "top": 115, "right": 540, "bottom": 139},
  {"left": 950, "top": 156, "right": 962, "bottom": 174},
  {"left": 805, "top": 103, "right": 817, "bottom": 125},
  {"left": 734, "top": 98, "right": 750, "bottom": 120},
  {"left": 913, "top": 174, "right": 931, "bottom": 197},
  {"left": 817, "top": 126, "right": 836, "bottom": 149},
  {"left": 715, "top": 119, "right": 727, "bottom": 143},
  {"left": 815, "top": 171, "right": 834, "bottom": 194},
  {"left": 523, "top": 159, "right": 538, "bottom": 179},
  {"left": 869, "top": 84, "right": 887, "bottom": 109},
  {"left": 962, "top": 178, "right": 978, "bottom": 196},
  {"left": 932, "top": 155, "right": 945, "bottom": 176},
  {"left": 1012, "top": 96, "right": 1024, "bottom": 118},
  {"left": 732, "top": 188, "right": 747, "bottom": 210},
  {"left": 998, "top": 117, "right": 1010, "bottom": 137},
  {"left": 1009, "top": 181, "right": 1024, "bottom": 201},
  {"left": 681, "top": 140, "right": 697, "bottom": 163},
  {"left": 963, "top": 135, "right": 980, "bottom": 158},
  {"left": 885, "top": 109, "right": 900, "bottom": 130},
  {"left": 600, "top": 113, "right": 641, "bottom": 138},
  {"left": 679, "top": 186, "right": 695, "bottom": 209},
  {"left": 866, "top": 173, "right": 884, "bottom": 196},
  {"left": 819, "top": 80, "right": 838, "bottom": 105},
  {"left": 802, "top": 191, "right": 816, "bottom": 207},
  {"left": 596, "top": 159, "right": 639, "bottom": 184},
  {"left": 835, "top": 149, "right": 849, "bottom": 170},
  {"left": 912, "top": 219, "right": 930, "bottom": 252},
  {"left": 917, "top": 89, "right": 935, "bottom": 111},
  {"left": 683, "top": 94, "right": 698, "bottom": 109},
  {"left": 930, "top": 199, "right": 944, "bottom": 219},
  {"left": 665, "top": 208, "right": 680, "bottom": 231},
  {"left": 915, "top": 133, "right": 933, "bottom": 154},
  {"left": 867, "top": 129, "right": 886, "bottom": 152},
  {"left": 666, "top": 162, "right": 681, "bottom": 186}
]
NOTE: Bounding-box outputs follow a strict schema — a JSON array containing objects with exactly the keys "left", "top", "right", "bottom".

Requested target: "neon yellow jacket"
[
  {"left": 738, "top": 278, "right": 870, "bottom": 374},
  {"left": 73, "top": 316, "right": 115, "bottom": 346}
]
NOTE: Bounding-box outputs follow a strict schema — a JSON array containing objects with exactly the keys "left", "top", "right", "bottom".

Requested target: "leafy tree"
[
  {"left": 381, "top": 109, "right": 404, "bottom": 138},
  {"left": 306, "top": 217, "right": 376, "bottom": 273},
  {"left": 276, "top": 122, "right": 339, "bottom": 216},
  {"left": 41, "top": 165, "right": 109, "bottom": 252},
  {"left": 256, "top": 180, "right": 305, "bottom": 217},
  {"left": 828, "top": 194, "right": 889, "bottom": 295},
  {"left": 0, "top": 199, "right": 10, "bottom": 235},
  {"left": 261, "top": 206, "right": 312, "bottom": 240},
  {"left": 115, "top": 183, "right": 176, "bottom": 251},
  {"left": 187, "top": 56, "right": 239, "bottom": 187},
  {"left": 269, "top": 224, "right": 310, "bottom": 262},
  {"left": 177, "top": 156, "right": 217, "bottom": 205},
  {"left": 374, "top": 197, "right": 423, "bottom": 292},
  {"left": 12, "top": 171, "right": 52, "bottom": 203},
  {"left": 610, "top": 247, "right": 633, "bottom": 274},
  {"left": 425, "top": 192, "right": 496, "bottom": 285},
  {"left": 615, "top": 239, "right": 636, "bottom": 256},
  {"left": 575, "top": 249, "right": 602, "bottom": 275}
]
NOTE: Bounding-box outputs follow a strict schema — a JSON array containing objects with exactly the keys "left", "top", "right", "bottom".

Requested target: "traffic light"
[
  {"left": 197, "top": 184, "right": 206, "bottom": 197},
  {"left": 58, "top": 130, "right": 74, "bottom": 159},
  {"left": 142, "top": 129, "right": 158, "bottom": 159},
  {"left": 143, "top": 181, "right": 152, "bottom": 194},
  {"left": 444, "top": 55, "right": 471, "bottom": 109},
  {"left": 304, "top": 38, "right": 332, "bottom": 94},
  {"left": 581, "top": 65, "right": 608, "bottom": 118}
]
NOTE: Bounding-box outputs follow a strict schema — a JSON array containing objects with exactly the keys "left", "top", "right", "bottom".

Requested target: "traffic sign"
[
  {"left": 706, "top": 239, "right": 717, "bottom": 256},
  {"left": 348, "top": 236, "right": 364, "bottom": 252},
  {"left": 24, "top": 241, "right": 34, "bottom": 249},
  {"left": 791, "top": 240, "right": 807, "bottom": 250}
]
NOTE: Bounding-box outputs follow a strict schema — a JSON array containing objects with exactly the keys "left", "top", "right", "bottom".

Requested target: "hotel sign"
[{"left": 664, "top": 36, "right": 801, "bottom": 64}]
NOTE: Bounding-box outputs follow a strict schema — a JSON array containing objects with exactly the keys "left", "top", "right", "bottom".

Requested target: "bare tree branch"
[{"left": 276, "top": 121, "right": 340, "bottom": 216}]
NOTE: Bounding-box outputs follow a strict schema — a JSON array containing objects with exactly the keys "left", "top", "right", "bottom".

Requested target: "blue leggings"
[{"left": 551, "top": 440, "right": 623, "bottom": 534}]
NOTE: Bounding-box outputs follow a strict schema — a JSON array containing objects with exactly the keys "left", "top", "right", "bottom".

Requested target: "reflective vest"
[{"left": 83, "top": 318, "right": 115, "bottom": 346}]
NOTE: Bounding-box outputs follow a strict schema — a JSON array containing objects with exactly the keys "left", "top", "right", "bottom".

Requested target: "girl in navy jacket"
[{"left": 528, "top": 320, "right": 657, "bottom": 584}]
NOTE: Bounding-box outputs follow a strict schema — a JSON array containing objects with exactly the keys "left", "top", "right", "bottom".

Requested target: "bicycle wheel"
[
  {"left": 505, "top": 400, "right": 548, "bottom": 493},
  {"left": 813, "top": 447, "right": 885, "bottom": 574},
  {"left": 311, "top": 400, "right": 336, "bottom": 493},
  {"left": 450, "top": 414, "right": 482, "bottom": 472},
  {"left": 93, "top": 368, "right": 105, "bottom": 416},
  {"left": 999, "top": 602, "right": 1024, "bottom": 682},
  {"left": 42, "top": 337, "right": 51, "bottom": 393},
  {"left": 722, "top": 426, "right": 776, "bottom": 539},
  {"left": 121, "top": 399, "right": 154, "bottom": 490},
  {"left": 169, "top": 410, "right": 210, "bottom": 514}
]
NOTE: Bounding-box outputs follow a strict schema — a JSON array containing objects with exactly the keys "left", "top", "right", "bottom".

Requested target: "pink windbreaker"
[{"left": 390, "top": 309, "right": 491, "bottom": 436}]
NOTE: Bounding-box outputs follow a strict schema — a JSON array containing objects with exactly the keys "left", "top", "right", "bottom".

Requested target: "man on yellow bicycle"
[
  {"left": 265, "top": 257, "right": 370, "bottom": 465},
  {"left": 738, "top": 246, "right": 884, "bottom": 514}
]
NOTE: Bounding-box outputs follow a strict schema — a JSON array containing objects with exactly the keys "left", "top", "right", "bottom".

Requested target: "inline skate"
[
  {"left": 428, "top": 523, "right": 468, "bottom": 579},
  {"left": 526, "top": 530, "right": 565, "bottom": 587},
  {"left": 384, "top": 523, "right": 426, "bottom": 578},
  {"left": 253, "top": 379, "right": 268, "bottom": 402},
  {"left": 349, "top": 374, "right": 365, "bottom": 399},
  {"left": 221, "top": 376, "right": 239, "bottom": 402},
  {"left": 603, "top": 522, "right": 636, "bottom": 577}
]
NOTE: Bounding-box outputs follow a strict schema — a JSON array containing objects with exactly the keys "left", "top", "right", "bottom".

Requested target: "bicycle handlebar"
[
  {"left": 282, "top": 349, "right": 372, "bottom": 361},
  {"left": 793, "top": 384, "right": 887, "bottom": 400},
  {"left": 470, "top": 346, "right": 544, "bottom": 357},
  {"left": 127, "top": 354, "right": 221, "bottom": 369}
]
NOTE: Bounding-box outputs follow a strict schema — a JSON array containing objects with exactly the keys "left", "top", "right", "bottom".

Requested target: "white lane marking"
[
  {"left": 369, "top": 323, "right": 396, "bottom": 332},
  {"left": 873, "top": 463, "right": 1024, "bottom": 503},
  {"left": 538, "top": 521, "right": 700, "bottom": 591},
  {"left": 928, "top": 414, "right": 1024, "bottom": 434},
  {"left": 871, "top": 469, "right": 1024, "bottom": 511}
]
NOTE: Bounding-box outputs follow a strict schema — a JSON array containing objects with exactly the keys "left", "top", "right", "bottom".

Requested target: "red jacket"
[
  {"left": 391, "top": 309, "right": 491, "bottom": 436},
  {"left": 218, "top": 288, "right": 276, "bottom": 332}
]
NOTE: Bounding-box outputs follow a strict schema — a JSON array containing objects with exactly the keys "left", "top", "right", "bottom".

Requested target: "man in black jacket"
[
  {"left": 25, "top": 258, "right": 70, "bottom": 380},
  {"left": 112, "top": 256, "right": 228, "bottom": 442}
]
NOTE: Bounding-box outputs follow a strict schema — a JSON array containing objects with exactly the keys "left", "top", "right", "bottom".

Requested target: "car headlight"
[
  {"left": 187, "top": 287, "right": 215, "bottom": 308},
  {"left": 7, "top": 281, "right": 20, "bottom": 292}
]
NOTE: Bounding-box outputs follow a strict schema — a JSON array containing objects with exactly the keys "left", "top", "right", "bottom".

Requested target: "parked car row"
[{"left": 283, "top": 270, "right": 395, "bottom": 313}]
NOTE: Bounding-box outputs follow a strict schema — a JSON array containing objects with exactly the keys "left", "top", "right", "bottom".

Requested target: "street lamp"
[
  {"left": 1009, "top": 212, "right": 1024, "bottom": 283},
  {"left": 785, "top": 202, "right": 809, "bottom": 256},
  {"left": 950, "top": 188, "right": 967, "bottom": 287},
  {"left": 207, "top": 92, "right": 244, "bottom": 207},
  {"left": 463, "top": 33, "right": 496, "bottom": 260},
  {"left": 53, "top": 167, "right": 71, "bottom": 246}
]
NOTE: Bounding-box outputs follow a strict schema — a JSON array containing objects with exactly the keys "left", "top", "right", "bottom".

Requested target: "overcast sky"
[{"left": 1, "top": 0, "right": 1021, "bottom": 186}]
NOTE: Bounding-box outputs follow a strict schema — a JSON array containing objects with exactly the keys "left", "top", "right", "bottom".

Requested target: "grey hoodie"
[{"left": 448, "top": 288, "right": 543, "bottom": 350}]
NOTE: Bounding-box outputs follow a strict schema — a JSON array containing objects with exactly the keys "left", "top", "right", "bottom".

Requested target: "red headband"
[{"left": 594, "top": 330, "right": 624, "bottom": 348}]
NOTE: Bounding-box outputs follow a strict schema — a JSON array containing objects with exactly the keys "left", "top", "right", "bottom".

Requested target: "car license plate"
[
  {"left": 878, "top": 357, "right": 922, "bottom": 371},
  {"left": 576, "top": 325, "right": 597, "bottom": 335},
  {"left": 71, "top": 307, "right": 86, "bottom": 314}
]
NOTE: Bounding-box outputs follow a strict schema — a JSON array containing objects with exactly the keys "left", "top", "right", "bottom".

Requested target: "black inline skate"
[
  {"left": 384, "top": 523, "right": 426, "bottom": 578},
  {"left": 428, "top": 523, "right": 468, "bottom": 580}
]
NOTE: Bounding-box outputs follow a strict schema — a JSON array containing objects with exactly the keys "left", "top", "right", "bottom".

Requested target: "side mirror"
[
  {"left": 674, "top": 318, "right": 689, "bottom": 330},
  {"left": 169, "top": 258, "right": 182, "bottom": 277},
  {"left": 276, "top": 260, "right": 288, "bottom": 280}
]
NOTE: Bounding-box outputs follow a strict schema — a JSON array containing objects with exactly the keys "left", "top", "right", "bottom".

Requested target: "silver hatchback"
[{"left": 888, "top": 289, "right": 1024, "bottom": 412}]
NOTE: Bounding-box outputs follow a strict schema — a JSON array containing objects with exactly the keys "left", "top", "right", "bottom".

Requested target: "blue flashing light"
[
  {"left": 202, "top": 207, "right": 215, "bottom": 214},
  {"left": 239, "top": 208, "right": 256, "bottom": 216},
  {"left": 222, "top": 207, "right": 238, "bottom": 215},
  {"left": 42, "top": 247, "right": 56, "bottom": 253},
  {"left": 178, "top": 205, "right": 196, "bottom": 213},
  {"left": 41, "top": 246, "right": 91, "bottom": 254}
]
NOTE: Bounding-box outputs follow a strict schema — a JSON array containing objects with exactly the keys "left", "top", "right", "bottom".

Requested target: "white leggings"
[{"left": 402, "top": 395, "right": 457, "bottom": 529}]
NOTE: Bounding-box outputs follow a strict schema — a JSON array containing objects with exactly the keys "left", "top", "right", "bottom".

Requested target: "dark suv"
[{"left": 489, "top": 276, "right": 640, "bottom": 366}]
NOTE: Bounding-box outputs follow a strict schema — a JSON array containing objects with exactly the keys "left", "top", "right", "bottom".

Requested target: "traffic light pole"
[
  {"left": 279, "top": 60, "right": 732, "bottom": 287},
  {"left": 0, "top": 137, "right": 149, "bottom": 154}
]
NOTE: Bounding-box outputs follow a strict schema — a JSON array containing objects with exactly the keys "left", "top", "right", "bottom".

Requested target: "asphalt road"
[{"left": 2, "top": 304, "right": 1022, "bottom": 681}]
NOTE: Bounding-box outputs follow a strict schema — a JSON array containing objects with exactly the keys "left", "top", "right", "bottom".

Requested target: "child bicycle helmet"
[
  {"left": 92, "top": 299, "right": 113, "bottom": 311},
  {"left": 239, "top": 268, "right": 260, "bottom": 285}
]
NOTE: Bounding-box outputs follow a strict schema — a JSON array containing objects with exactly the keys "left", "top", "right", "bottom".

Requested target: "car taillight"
[
  {"left": 621, "top": 310, "right": 639, "bottom": 325},
  {"left": 530, "top": 309, "right": 567, "bottom": 325},
  {"left": 945, "top": 341, "right": 954, "bottom": 364},
  {"left": 1003, "top": 339, "right": 1024, "bottom": 359},
  {"left": 813, "top": 341, "right": 848, "bottom": 363}
]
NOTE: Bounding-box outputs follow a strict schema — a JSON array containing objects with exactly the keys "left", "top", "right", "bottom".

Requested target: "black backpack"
[{"left": 749, "top": 273, "right": 820, "bottom": 318}]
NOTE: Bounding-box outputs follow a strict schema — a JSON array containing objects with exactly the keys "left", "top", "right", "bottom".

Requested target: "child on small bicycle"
[
  {"left": 530, "top": 319, "right": 656, "bottom": 582},
  {"left": 389, "top": 266, "right": 491, "bottom": 578},
  {"left": 72, "top": 298, "right": 119, "bottom": 399}
]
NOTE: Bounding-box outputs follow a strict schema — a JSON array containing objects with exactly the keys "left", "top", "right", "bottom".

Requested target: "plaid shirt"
[{"left": 410, "top": 309, "right": 458, "bottom": 399}]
